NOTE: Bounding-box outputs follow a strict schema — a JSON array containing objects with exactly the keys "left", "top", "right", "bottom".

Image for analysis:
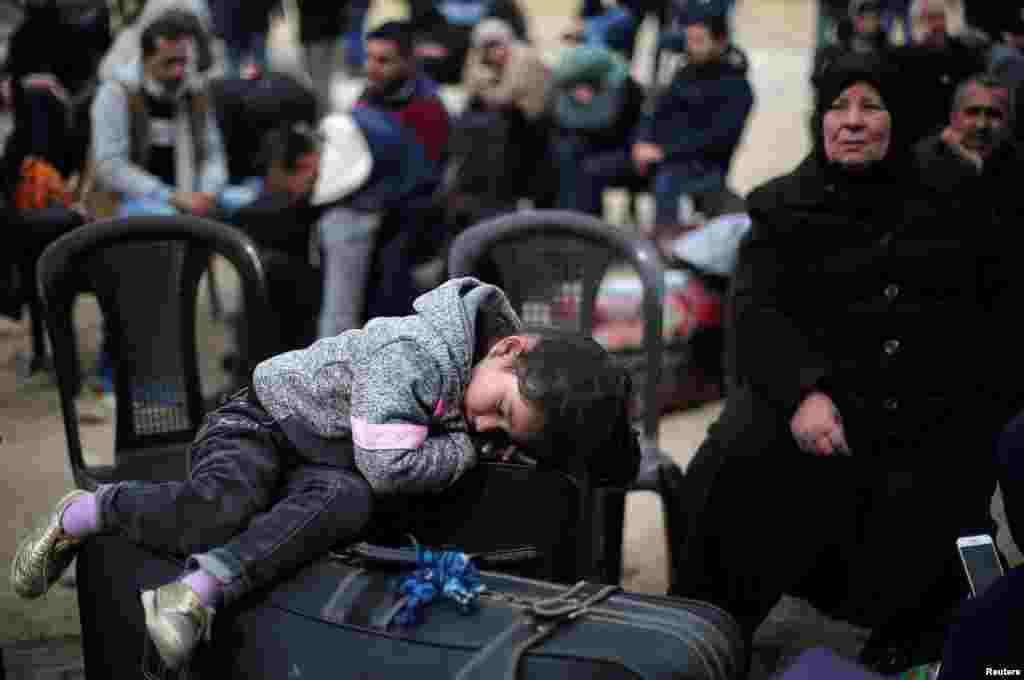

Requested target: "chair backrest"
[
  {"left": 37, "top": 214, "right": 272, "bottom": 490},
  {"left": 447, "top": 209, "right": 665, "bottom": 445}
]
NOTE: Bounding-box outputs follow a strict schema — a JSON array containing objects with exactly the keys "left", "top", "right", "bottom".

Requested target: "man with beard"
[
  {"left": 88, "top": 8, "right": 227, "bottom": 219},
  {"left": 356, "top": 21, "right": 450, "bottom": 175},
  {"left": 913, "top": 73, "right": 1023, "bottom": 232}
]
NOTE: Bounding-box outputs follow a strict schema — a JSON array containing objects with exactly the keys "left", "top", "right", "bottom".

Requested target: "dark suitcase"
[
  {"left": 79, "top": 535, "right": 744, "bottom": 679},
  {"left": 76, "top": 462, "right": 631, "bottom": 679}
]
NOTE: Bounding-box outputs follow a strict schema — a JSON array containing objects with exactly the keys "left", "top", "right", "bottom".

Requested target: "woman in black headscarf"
[{"left": 672, "top": 52, "right": 1022, "bottom": 673}]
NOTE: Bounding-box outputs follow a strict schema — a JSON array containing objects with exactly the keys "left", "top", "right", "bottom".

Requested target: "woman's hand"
[
  {"left": 941, "top": 126, "right": 984, "bottom": 172},
  {"left": 790, "top": 390, "right": 851, "bottom": 456}
]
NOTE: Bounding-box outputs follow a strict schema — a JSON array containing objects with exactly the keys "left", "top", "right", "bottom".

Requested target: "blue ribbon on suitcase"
[{"left": 394, "top": 544, "right": 487, "bottom": 625}]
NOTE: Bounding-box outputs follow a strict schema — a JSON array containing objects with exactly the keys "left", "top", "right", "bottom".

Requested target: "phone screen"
[{"left": 959, "top": 541, "right": 1004, "bottom": 597}]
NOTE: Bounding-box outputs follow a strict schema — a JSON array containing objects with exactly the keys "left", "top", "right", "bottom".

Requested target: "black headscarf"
[{"left": 811, "top": 51, "right": 910, "bottom": 185}]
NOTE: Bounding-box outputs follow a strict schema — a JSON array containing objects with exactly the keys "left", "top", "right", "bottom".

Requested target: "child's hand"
[
  {"left": 477, "top": 435, "right": 512, "bottom": 461},
  {"left": 474, "top": 433, "right": 530, "bottom": 463}
]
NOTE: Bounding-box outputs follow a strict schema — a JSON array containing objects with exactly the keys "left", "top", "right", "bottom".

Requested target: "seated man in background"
[
  {"left": 356, "top": 21, "right": 450, "bottom": 175},
  {"left": 631, "top": 12, "right": 753, "bottom": 232},
  {"left": 229, "top": 125, "right": 324, "bottom": 359},
  {"left": 551, "top": 45, "right": 646, "bottom": 217},
  {"left": 888, "top": 0, "right": 986, "bottom": 146},
  {"left": 463, "top": 18, "right": 550, "bottom": 122},
  {"left": 210, "top": 69, "right": 321, "bottom": 216},
  {"left": 312, "top": 108, "right": 437, "bottom": 338},
  {"left": 913, "top": 73, "right": 1023, "bottom": 231},
  {"left": 88, "top": 9, "right": 228, "bottom": 219},
  {"left": 459, "top": 18, "right": 554, "bottom": 209},
  {"left": 84, "top": 9, "right": 228, "bottom": 403},
  {"left": 812, "top": 0, "right": 891, "bottom": 91}
]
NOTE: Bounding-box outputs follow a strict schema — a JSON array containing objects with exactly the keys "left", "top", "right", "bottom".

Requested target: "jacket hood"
[
  {"left": 110, "top": 61, "right": 143, "bottom": 87},
  {"left": 411, "top": 277, "right": 522, "bottom": 390}
]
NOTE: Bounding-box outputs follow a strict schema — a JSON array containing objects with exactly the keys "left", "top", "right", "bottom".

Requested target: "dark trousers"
[
  {"left": 936, "top": 565, "right": 1023, "bottom": 679},
  {"left": 96, "top": 391, "right": 373, "bottom": 605},
  {"left": 554, "top": 135, "right": 636, "bottom": 217},
  {"left": 674, "top": 388, "right": 998, "bottom": 653},
  {"left": 995, "top": 410, "right": 1024, "bottom": 550}
]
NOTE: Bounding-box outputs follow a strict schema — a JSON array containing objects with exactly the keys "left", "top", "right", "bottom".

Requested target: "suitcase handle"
[{"left": 338, "top": 541, "right": 542, "bottom": 569}]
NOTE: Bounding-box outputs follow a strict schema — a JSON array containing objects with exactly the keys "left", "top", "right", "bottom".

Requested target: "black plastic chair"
[
  {"left": 37, "top": 215, "right": 273, "bottom": 491},
  {"left": 447, "top": 209, "right": 688, "bottom": 590}
]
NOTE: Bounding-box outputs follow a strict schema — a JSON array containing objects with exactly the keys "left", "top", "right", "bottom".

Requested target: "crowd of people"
[{"left": 3, "top": 0, "right": 1024, "bottom": 676}]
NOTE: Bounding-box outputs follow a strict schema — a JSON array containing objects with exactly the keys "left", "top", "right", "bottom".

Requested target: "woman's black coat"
[{"left": 731, "top": 154, "right": 1021, "bottom": 515}]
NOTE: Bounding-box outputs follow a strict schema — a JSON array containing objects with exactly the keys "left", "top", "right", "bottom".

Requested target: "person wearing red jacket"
[{"left": 356, "top": 21, "right": 450, "bottom": 176}]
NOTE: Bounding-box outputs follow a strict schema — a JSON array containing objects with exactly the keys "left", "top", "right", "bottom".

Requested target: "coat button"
[
  {"left": 884, "top": 283, "right": 900, "bottom": 300},
  {"left": 883, "top": 397, "right": 900, "bottom": 411},
  {"left": 883, "top": 339, "right": 901, "bottom": 356}
]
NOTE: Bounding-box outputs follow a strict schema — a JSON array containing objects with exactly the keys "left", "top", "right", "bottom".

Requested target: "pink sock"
[
  {"left": 60, "top": 493, "right": 98, "bottom": 538},
  {"left": 182, "top": 569, "right": 224, "bottom": 609}
]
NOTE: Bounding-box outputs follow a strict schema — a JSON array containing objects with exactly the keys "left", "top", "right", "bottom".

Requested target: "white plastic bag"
[{"left": 670, "top": 212, "right": 751, "bottom": 276}]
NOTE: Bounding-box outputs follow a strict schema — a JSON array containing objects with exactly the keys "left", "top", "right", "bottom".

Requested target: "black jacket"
[
  {"left": 733, "top": 155, "right": 1020, "bottom": 443},
  {"left": 888, "top": 39, "right": 987, "bottom": 146},
  {"left": 913, "top": 134, "right": 1024, "bottom": 232}
]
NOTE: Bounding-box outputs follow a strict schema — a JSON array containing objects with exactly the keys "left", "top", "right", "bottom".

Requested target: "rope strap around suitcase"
[{"left": 455, "top": 581, "right": 621, "bottom": 680}]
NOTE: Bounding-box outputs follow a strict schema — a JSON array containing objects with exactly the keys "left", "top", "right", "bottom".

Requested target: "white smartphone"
[{"left": 956, "top": 534, "right": 1004, "bottom": 598}]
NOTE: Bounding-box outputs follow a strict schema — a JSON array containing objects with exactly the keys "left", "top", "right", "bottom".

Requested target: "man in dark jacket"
[
  {"left": 913, "top": 73, "right": 1023, "bottom": 231},
  {"left": 357, "top": 21, "right": 451, "bottom": 176},
  {"left": 812, "top": 0, "right": 890, "bottom": 91},
  {"left": 222, "top": 124, "right": 324, "bottom": 376},
  {"left": 889, "top": 0, "right": 986, "bottom": 145},
  {"left": 631, "top": 13, "right": 753, "bottom": 228}
]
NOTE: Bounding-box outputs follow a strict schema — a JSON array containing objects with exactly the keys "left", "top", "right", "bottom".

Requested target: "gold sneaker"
[
  {"left": 141, "top": 581, "right": 214, "bottom": 670},
  {"left": 10, "top": 490, "right": 89, "bottom": 599}
]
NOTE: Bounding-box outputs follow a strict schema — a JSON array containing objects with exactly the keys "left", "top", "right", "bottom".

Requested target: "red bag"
[{"left": 14, "top": 157, "right": 72, "bottom": 211}]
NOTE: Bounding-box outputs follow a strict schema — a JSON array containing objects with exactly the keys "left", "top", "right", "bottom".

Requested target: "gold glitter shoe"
[
  {"left": 141, "top": 581, "right": 214, "bottom": 670},
  {"left": 10, "top": 490, "right": 89, "bottom": 599}
]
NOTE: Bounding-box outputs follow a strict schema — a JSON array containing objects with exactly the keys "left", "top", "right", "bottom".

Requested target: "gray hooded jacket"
[{"left": 252, "top": 278, "right": 522, "bottom": 494}]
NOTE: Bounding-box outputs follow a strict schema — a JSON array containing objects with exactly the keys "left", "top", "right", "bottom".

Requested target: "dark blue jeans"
[
  {"left": 937, "top": 565, "right": 1023, "bottom": 679},
  {"left": 554, "top": 136, "right": 636, "bottom": 217},
  {"left": 652, "top": 161, "right": 725, "bottom": 225},
  {"left": 95, "top": 391, "right": 373, "bottom": 605},
  {"left": 995, "top": 410, "right": 1024, "bottom": 550}
]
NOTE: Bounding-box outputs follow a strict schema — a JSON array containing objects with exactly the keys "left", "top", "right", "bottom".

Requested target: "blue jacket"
[
  {"left": 343, "top": 107, "right": 436, "bottom": 214},
  {"left": 635, "top": 46, "right": 753, "bottom": 174}
]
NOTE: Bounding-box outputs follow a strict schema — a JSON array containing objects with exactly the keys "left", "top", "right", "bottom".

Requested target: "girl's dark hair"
[{"left": 513, "top": 328, "right": 641, "bottom": 487}]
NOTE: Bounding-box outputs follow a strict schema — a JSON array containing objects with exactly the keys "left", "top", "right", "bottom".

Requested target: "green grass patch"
[{"left": 0, "top": 573, "right": 81, "bottom": 643}]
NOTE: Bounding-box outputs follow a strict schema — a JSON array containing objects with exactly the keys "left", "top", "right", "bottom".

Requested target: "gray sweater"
[{"left": 253, "top": 278, "right": 522, "bottom": 494}]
